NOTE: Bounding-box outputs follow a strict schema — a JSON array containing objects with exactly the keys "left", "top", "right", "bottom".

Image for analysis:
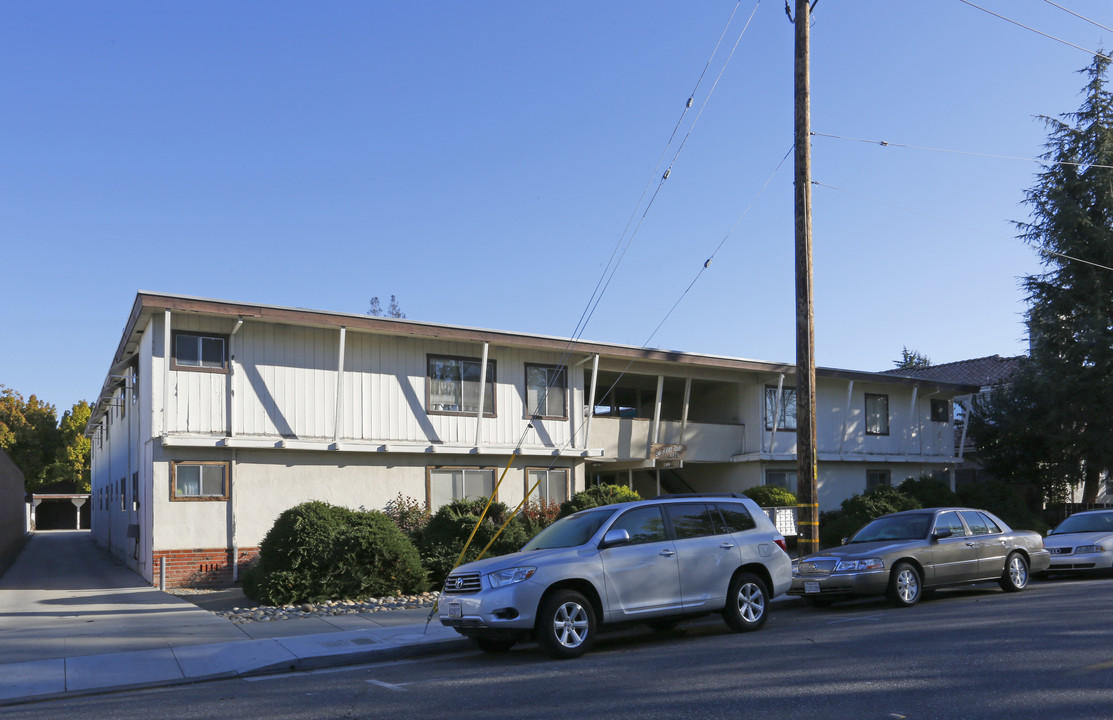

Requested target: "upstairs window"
[
  {"left": 171, "top": 331, "right": 228, "bottom": 373},
  {"left": 427, "top": 356, "right": 495, "bottom": 416},
  {"left": 865, "top": 393, "right": 890, "bottom": 436},
  {"left": 765, "top": 385, "right": 797, "bottom": 431},
  {"left": 525, "top": 364, "right": 567, "bottom": 419},
  {"left": 930, "top": 399, "right": 949, "bottom": 423}
]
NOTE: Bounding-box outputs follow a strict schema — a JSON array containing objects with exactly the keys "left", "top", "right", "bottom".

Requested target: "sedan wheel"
[
  {"left": 999, "top": 552, "right": 1029, "bottom": 592},
  {"left": 887, "top": 562, "right": 922, "bottom": 607},
  {"left": 537, "top": 590, "right": 596, "bottom": 659},
  {"left": 722, "top": 572, "right": 769, "bottom": 632}
]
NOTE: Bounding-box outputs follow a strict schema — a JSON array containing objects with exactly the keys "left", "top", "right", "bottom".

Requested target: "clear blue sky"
[{"left": 3, "top": 1, "right": 1112, "bottom": 414}]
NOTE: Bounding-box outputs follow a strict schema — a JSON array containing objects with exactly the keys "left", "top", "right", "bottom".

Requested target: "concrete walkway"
[{"left": 0, "top": 531, "right": 468, "bottom": 705}]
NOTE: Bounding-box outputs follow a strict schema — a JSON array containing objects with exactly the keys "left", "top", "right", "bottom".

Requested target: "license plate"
[
  {"left": 448, "top": 602, "right": 462, "bottom": 619},
  {"left": 804, "top": 581, "right": 820, "bottom": 594}
]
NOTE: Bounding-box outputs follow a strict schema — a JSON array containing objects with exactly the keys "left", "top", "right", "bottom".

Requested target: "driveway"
[{"left": 0, "top": 530, "right": 246, "bottom": 664}]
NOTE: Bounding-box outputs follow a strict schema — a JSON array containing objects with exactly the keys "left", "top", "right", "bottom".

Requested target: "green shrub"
[
  {"left": 242, "top": 501, "right": 428, "bottom": 606},
  {"left": 898, "top": 475, "right": 960, "bottom": 508},
  {"left": 743, "top": 485, "right": 797, "bottom": 507},
  {"left": 558, "top": 483, "right": 641, "bottom": 518},
  {"left": 819, "top": 486, "right": 921, "bottom": 549},
  {"left": 415, "top": 498, "right": 530, "bottom": 587},
  {"left": 957, "top": 480, "right": 1049, "bottom": 534}
]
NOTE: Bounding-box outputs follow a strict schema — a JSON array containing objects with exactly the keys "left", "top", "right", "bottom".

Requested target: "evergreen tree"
[
  {"left": 972, "top": 52, "right": 1113, "bottom": 504},
  {"left": 893, "top": 346, "right": 931, "bottom": 370}
]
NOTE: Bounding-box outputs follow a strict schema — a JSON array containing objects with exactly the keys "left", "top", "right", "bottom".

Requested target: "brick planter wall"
[{"left": 152, "top": 547, "right": 260, "bottom": 588}]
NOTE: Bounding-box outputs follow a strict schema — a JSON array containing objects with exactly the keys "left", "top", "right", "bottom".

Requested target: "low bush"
[
  {"left": 383, "top": 492, "right": 431, "bottom": 538},
  {"left": 819, "top": 486, "right": 921, "bottom": 549},
  {"left": 242, "top": 501, "right": 428, "bottom": 606},
  {"left": 557, "top": 483, "right": 641, "bottom": 518},
  {"left": 415, "top": 498, "right": 530, "bottom": 587},
  {"left": 897, "top": 475, "right": 959, "bottom": 508},
  {"left": 517, "top": 498, "right": 562, "bottom": 538},
  {"left": 743, "top": 485, "right": 797, "bottom": 507}
]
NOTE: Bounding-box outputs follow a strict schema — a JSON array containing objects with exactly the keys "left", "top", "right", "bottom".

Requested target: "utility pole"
[{"left": 791, "top": 0, "right": 819, "bottom": 557}]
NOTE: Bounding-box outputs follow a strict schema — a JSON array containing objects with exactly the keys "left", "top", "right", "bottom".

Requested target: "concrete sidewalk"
[{"left": 0, "top": 531, "right": 469, "bottom": 706}]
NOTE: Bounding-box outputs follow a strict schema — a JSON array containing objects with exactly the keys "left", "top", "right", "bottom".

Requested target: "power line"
[
  {"left": 1042, "top": 0, "right": 1113, "bottom": 34},
  {"left": 812, "top": 180, "right": 1113, "bottom": 273},
  {"left": 958, "top": 0, "right": 1112, "bottom": 61},
  {"left": 811, "top": 131, "right": 1113, "bottom": 171}
]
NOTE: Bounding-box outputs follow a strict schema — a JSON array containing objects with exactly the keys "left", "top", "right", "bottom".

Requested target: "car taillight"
[{"left": 774, "top": 537, "right": 787, "bottom": 552}]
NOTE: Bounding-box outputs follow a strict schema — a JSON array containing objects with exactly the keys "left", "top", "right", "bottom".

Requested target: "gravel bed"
[{"left": 171, "top": 589, "right": 440, "bottom": 624}]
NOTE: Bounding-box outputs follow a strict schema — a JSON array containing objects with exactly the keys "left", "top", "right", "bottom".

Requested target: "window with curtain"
[
  {"left": 427, "top": 356, "right": 495, "bottom": 415},
  {"left": 525, "top": 365, "right": 567, "bottom": 418},
  {"left": 526, "top": 468, "right": 570, "bottom": 504},
  {"left": 428, "top": 467, "right": 497, "bottom": 511},
  {"left": 172, "top": 462, "right": 229, "bottom": 500},
  {"left": 865, "top": 394, "right": 890, "bottom": 435}
]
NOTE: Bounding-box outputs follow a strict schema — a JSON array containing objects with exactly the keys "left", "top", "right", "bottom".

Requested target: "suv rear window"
[
  {"left": 717, "top": 502, "right": 757, "bottom": 533},
  {"left": 665, "top": 504, "right": 719, "bottom": 539}
]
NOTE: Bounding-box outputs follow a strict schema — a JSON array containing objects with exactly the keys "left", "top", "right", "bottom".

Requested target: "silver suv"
[{"left": 439, "top": 494, "right": 792, "bottom": 658}]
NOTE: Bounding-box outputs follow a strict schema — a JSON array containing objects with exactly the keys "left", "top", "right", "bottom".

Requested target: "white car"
[{"left": 1043, "top": 509, "right": 1113, "bottom": 573}]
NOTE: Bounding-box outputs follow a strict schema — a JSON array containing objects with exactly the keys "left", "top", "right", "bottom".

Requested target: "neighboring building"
[
  {"left": 884, "top": 355, "right": 1024, "bottom": 487},
  {"left": 29, "top": 480, "right": 91, "bottom": 531},
  {"left": 87, "top": 292, "right": 977, "bottom": 588},
  {"left": 0, "top": 449, "right": 28, "bottom": 575}
]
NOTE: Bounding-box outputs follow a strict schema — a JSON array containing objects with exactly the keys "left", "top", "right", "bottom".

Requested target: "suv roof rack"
[{"left": 654, "top": 493, "right": 748, "bottom": 499}]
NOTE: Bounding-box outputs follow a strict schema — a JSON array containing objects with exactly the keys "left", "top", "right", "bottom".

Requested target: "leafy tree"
[
  {"left": 818, "top": 486, "right": 921, "bottom": 549},
  {"left": 897, "top": 475, "right": 959, "bottom": 508},
  {"left": 368, "top": 294, "right": 406, "bottom": 318},
  {"left": 0, "top": 388, "right": 91, "bottom": 492},
  {"left": 893, "top": 346, "right": 931, "bottom": 370},
  {"left": 972, "top": 52, "right": 1113, "bottom": 504}
]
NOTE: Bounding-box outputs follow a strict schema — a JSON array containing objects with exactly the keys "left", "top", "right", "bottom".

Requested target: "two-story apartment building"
[{"left": 87, "top": 292, "right": 977, "bottom": 588}]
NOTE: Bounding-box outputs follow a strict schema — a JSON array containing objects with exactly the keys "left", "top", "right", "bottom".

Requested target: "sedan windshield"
[
  {"left": 1050, "top": 512, "right": 1113, "bottom": 535},
  {"left": 521, "top": 507, "right": 619, "bottom": 551},
  {"left": 849, "top": 514, "right": 932, "bottom": 543}
]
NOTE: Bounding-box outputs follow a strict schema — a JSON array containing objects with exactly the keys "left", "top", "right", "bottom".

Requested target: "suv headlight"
[
  {"left": 1075, "top": 545, "right": 1105, "bottom": 554},
  {"left": 487, "top": 567, "right": 537, "bottom": 588},
  {"left": 834, "top": 558, "right": 884, "bottom": 572}
]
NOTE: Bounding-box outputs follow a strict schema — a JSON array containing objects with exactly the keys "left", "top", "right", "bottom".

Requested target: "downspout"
[
  {"left": 839, "top": 380, "right": 854, "bottom": 455},
  {"left": 679, "top": 378, "right": 692, "bottom": 446},
  {"left": 651, "top": 375, "right": 664, "bottom": 451},
  {"left": 162, "top": 310, "right": 171, "bottom": 437},
  {"left": 769, "top": 374, "right": 785, "bottom": 453},
  {"left": 334, "top": 327, "right": 346, "bottom": 444},
  {"left": 228, "top": 318, "right": 243, "bottom": 439},
  {"left": 905, "top": 386, "right": 918, "bottom": 457},
  {"left": 474, "top": 342, "right": 489, "bottom": 448},
  {"left": 585, "top": 354, "right": 599, "bottom": 451}
]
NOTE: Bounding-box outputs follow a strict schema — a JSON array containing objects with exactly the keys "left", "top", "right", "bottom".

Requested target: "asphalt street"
[{"left": 5, "top": 574, "right": 1111, "bottom": 720}]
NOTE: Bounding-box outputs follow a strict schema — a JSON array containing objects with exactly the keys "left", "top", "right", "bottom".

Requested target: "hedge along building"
[{"left": 86, "top": 292, "right": 977, "bottom": 588}]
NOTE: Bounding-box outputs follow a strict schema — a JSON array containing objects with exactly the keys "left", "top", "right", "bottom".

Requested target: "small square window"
[
  {"left": 525, "top": 365, "right": 567, "bottom": 419},
  {"left": 867, "top": 469, "right": 891, "bottom": 491},
  {"left": 171, "top": 332, "right": 228, "bottom": 373},
  {"left": 526, "top": 468, "right": 570, "bottom": 505},
  {"left": 765, "top": 386, "right": 797, "bottom": 431},
  {"left": 930, "top": 399, "right": 949, "bottom": 423}
]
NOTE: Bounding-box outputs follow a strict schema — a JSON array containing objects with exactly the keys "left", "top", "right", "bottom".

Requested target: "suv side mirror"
[
  {"left": 600, "top": 529, "right": 631, "bottom": 549},
  {"left": 932, "top": 529, "right": 953, "bottom": 542}
]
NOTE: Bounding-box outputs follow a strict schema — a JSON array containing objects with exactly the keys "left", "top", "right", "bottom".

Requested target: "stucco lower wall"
[{"left": 152, "top": 446, "right": 582, "bottom": 552}]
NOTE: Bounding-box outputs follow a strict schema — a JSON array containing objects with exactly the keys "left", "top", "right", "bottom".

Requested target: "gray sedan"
[{"left": 789, "top": 507, "right": 1051, "bottom": 607}]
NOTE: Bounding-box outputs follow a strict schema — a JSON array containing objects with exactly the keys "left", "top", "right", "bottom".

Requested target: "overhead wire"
[
  {"left": 1041, "top": 0, "right": 1113, "bottom": 35},
  {"left": 811, "top": 131, "right": 1113, "bottom": 171},
  {"left": 957, "top": 0, "right": 1112, "bottom": 61},
  {"left": 812, "top": 180, "right": 1113, "bottom": 273}
]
